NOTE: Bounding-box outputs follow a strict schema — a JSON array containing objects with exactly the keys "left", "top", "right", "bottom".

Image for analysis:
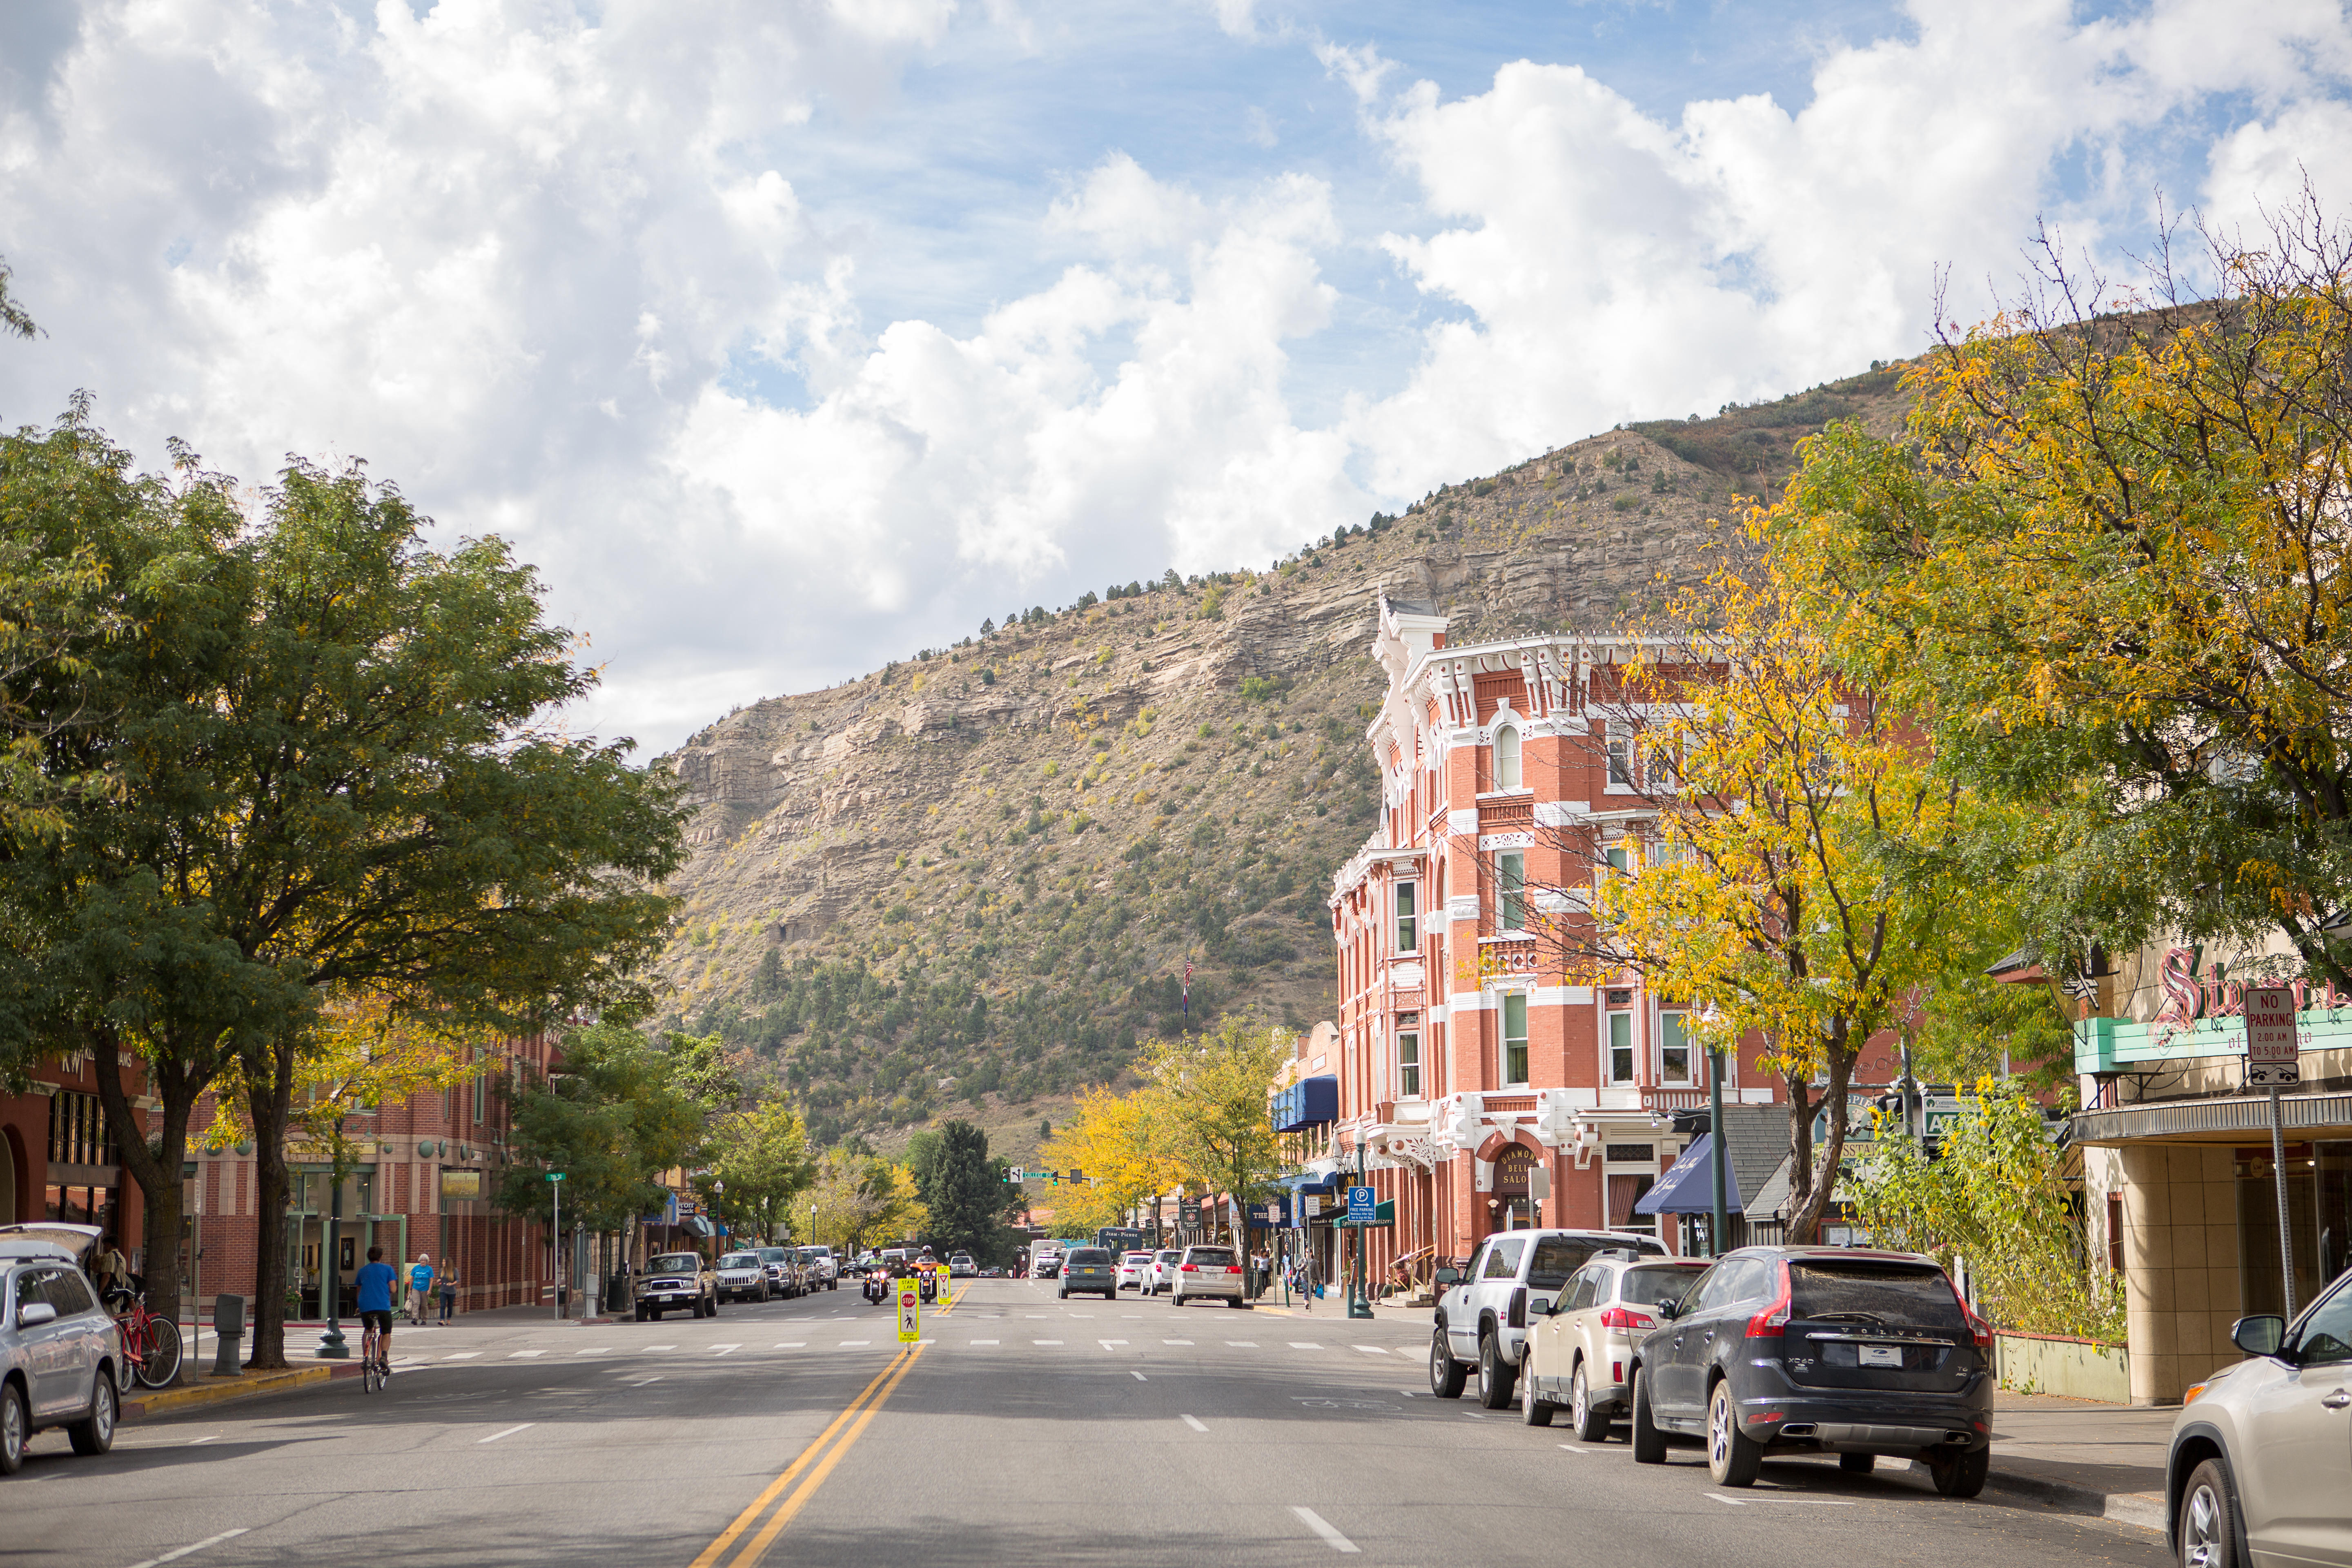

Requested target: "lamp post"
[
  {"left": 318, "top": 1120, "right": 350, "bottom": 1359},
  {"left": 1708, "top": 1043, "right": 1728, "bottom": 1258},
  {"left": 547, "top": 1172, "right": 566, "bottom": 1321},
  {"left": 1348, "top": 1137, "right": 1374, "bottom": 1321}
]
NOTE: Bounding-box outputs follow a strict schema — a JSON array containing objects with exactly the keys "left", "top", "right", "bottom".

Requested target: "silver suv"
[
  {"left": 1431, "top": 1228, "right": 1667, "bottom": 1409},
  {"left": 1, "top": 1223, "right": 121, "bottom": 1474}
]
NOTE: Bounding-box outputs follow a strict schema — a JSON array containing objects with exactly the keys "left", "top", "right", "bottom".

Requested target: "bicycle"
[
  {"left": 109, "top": 1292, "right": 185, "bottom": 1393},
  {"left": 361, "top": 1321, "right": 390, "bottom": 1394}
]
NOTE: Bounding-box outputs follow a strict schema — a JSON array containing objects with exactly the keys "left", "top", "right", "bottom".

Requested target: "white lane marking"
[
  {"left": 442, "top": 1352, "right": 481, "bottom": 1360},
  {"left": 1400, "top": 1391, "right": 1416, "bottom": 1399},
  {"left": 1180, "top": 1414, "right": 1209, "bottom": 1432},
  {"left": 124, "top": 1528, "right": 252, "bottom": 1568},
  {"left": 1131, "top": 1371, "right": 1148, "bottom": 1381},
  {"left": 1098, "top": 1339, "right": 1129, "bottom": 1348},
  {"left": 508, "top": 1350, "right": 546, "bottom": 1359},
  {"left": 646, "top": 1344, "right": 677, "bottom": 1351},
  {"left": 774, "top": 1342, "right": 806, "bottom": 1348},
  {"left": 1354, "top": 1345, "right": 1392, "bottom": 1355},
  {"left": 1225, "top": 1341, "right": 1259, "bottom": 1348},
  {"left": 1291, "top": 1508, "right": 1360, "bottom": 1555},
  {"left": 971, "top": 1339, "right": 999, "bottom": 1345},
  {"left": 1164, "top": 1339, "right": 1194, "bottom": 1345},
  {"left": 478, "top": 1423, "right": 535, "bottom": 1445},
  {"left": 1706, "top": 1493, "right": 1748, "bottom": 1507},
  {"left": 1033, "top": 1340, "right": 1064, "bottom": 1346},
  {"left": 712, "top": 1343, "right": 741, "bottom": 1355},
  {"left": 625, "top": 1376, "right": 663, "bottom": 1385},
  {"left": 187, "top": 1435, "right": 218, "bottom": 1445},
  {"left": 1461, "top": 1413, "right": 1486, "bottom": 1420},
  {"left": 574, "top": 1348, "right": 610, "bottom": 1356},
  {"left": 837, "top": 1340, "right": 872, "bottom": 1348},
  {"left": 1289, "top": 1342, "right": 1323, "bottom": 1350}
]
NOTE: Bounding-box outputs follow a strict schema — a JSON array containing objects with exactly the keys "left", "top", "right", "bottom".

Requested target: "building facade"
[
  {"left": 1315, "top": 597, "right": 1800, "bottom": 1290},
  {"left": 0, "top": 1053, "right": 150, "bottom": 1256}
]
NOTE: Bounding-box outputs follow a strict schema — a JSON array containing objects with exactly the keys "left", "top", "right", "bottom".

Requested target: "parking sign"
[
  {"left": 2245, "top": 985, "right": 2300, "bottom": 1086},
  {"left": 1346, "top": 1185, "right": 1376, "bottom": 1223}
]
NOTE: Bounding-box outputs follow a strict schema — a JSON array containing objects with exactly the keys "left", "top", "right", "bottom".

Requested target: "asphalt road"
[{"left": 10, "top": 1279, "right": 2169, "bottom": 1568}]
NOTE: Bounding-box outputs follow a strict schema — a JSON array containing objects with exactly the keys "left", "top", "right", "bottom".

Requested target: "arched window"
[{"left": 1494, "top": 723, "right": 1521, "bottom": 791}]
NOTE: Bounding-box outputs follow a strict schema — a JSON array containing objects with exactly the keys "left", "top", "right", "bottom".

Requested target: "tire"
[
  {"left": 1476, "top": 1331, "right": 1517, "bottom": 1410},
  {"left": 114, "top": 1349, "right": 136, "bottom": 1398},
  {"left": 1570, "top": 1362, "right": 1609, "bottom": 1443},
  {"left": 1927, "top": 1443, "right": 1989, "bottom": 1499},
  {"left": 1707, "top": 1379, "right": 1762, "bottom": 1488},
  {"left": 1839, "top": 1452, "right": 1875, "bottom": 1475},
  {"left": 138, "top": 1318, "right": 183, "bottom": 1389},
  {"left": 1058, "top": 1287, "right": 1068, "bottom": 1301},
  {"left": 67, "top": 1374, "right": 116, "bottom": 1456},
  {"left": 1631, "top": 1367, "right": 1666, "bottom": 1465},
  {"left": 635, "top": 1306, "right": 648, "bottom": 1322},
  {"left": 1, "top": 1380, "right": 27, "bottom": 1476},
  {"left": 1521, "top": 1368, "right": 1555, "bottom": 1427},
  {"left": 1225, "top": 1295, "right": 1244, "bottom": 1308},
  {"left": 2178, "top": 1457, "right": 2238, "bottom": 1568},
  {"left": 1428, "top": 1327, "right": 1467, "bottom": 1399}
]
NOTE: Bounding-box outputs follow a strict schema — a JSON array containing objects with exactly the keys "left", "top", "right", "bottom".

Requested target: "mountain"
[{"left": 653, "top": 364, "right": 1912, "bottom": 1161}]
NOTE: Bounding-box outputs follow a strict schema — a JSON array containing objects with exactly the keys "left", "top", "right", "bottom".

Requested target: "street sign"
[
  {"left": 1303, "top": 1195, "right": 1322, "bottom": 1218},
  {"left": 1178, "top": 1200, "right": 1201, "bottom": 1228},
  {"left": 897, "top": 1285, "right": 920, "bottom": 1343},
  {"left": 1345, "top": 1185, "right": 1375, "bottom": 1223},
  {"left": 2246, "top": 985, "right": 2301, "bottom": 1086},
  {"left": 546, "top": 1172, "right": 566, "bottom": 1181}
]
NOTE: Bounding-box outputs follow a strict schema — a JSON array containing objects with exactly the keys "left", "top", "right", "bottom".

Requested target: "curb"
[
  {"left": 121, "top": 1363, "right": 358, "bottom": 1422},
  {"left": 1979, "top": 1465, "right": 2166, "bottom": 1532}
]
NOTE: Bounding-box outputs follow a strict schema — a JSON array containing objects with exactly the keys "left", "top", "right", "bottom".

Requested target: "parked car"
[
  {"left": 0, "top": 1223, "right": 120, "bottom": 1475},
  {"left": 1116, "top": 1252, "right": 1153, "bottom": 1290},
  {"left": 755, "top": 1247, "right": 802, "bottom": 1299},
  {"left": 634, "top": 1251, "right": 719, "bottom": 1321},
  {"left": 797, "top": 1245, "right": 840, "bottom": 1290},
  {"left": 1625, "top": 1246, "right": 1994, "bottom": 1493},
  {"left": 1144, "top": 1248, "right": 1183, "bottom": 1295},
  {"left": 2166, "top": 1270, "right": 2352, "bottom": 1568},
  {"left": 1431, "top": 1229, "right": 1668, "bottom": 1408},
  {"left": 948, "top": 1253, "right": 976, "bottom": 1279},
  {"left": 715, "top": 1252, "right": 770, "bottom": 1305},
  {"left": 1521, "top": 1254, "right": 1708, "bottom": 1436},
  {"left": 1058, "top": 1247, "right": 1117, "bottom": 1300},
  {"left": 1168, "top": 1245, "right": 1249, "bottom": 1308}
]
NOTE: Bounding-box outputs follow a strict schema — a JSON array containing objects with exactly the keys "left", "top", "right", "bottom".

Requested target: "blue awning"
[
  {"left": 1634, "top": 1134, "right": 1742, "bottom": 1216},
  {"left": 1278, "top": 1170, "right": 1341, "bottom": 1195}
]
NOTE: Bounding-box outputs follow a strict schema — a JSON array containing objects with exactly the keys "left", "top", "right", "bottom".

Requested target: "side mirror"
[
  {"left": 1654, "top": 1298, "right": 1678, "bottom": 1322},
  {"left": 2232, "top": 1314, "right": 2286, "bottom": 1358},
  {"left": 18, "top": 1301, "right": 56, "bottom": 1328},
  {"left": 1434, "top": 1266, "right": 1461, "bottom": 1287}
]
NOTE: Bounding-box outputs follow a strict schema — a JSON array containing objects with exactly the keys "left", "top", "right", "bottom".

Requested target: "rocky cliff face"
[{"left": 652, "top": 366, "right": 1909, "bottom": 1155}]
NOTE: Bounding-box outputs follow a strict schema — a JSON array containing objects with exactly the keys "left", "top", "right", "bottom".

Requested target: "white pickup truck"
[{"left": 1429, "top": 1229, "right": 1666, "bottom": 1410}]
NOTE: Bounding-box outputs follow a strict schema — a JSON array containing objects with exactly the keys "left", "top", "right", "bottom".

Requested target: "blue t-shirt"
[
  {"left": 354, "top": 1261, "right": 397, "bottom": 1313},
  {"left": 410, "top": 1263, "right": 434, "bottom": 1292}
]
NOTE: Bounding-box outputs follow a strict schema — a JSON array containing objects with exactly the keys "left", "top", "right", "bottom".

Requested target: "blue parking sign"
[{"left": 1346, "top": 1185, "right": 1376, "bottom": 1222}]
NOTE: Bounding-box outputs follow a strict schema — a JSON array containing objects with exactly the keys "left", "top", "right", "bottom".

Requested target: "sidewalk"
[
  {"left": 1969, "top": 1390, "right": 2172, "bottom": 1532},
  {"left": 122, "top": 1362, "right": 357, "bottom": 1422}
]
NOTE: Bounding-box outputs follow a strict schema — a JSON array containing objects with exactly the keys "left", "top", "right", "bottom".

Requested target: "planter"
[{"left": 1996, "top": 1330, "right": 2129, "bottom": 1403}]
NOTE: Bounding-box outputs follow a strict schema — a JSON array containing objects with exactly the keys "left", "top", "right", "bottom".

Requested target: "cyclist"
[
  {"left": 354, "top": 1245, "right": 398, "bottom": 1374},
  {"left": 407, "top": 1253, "right": 436, "bottom": 1326}
]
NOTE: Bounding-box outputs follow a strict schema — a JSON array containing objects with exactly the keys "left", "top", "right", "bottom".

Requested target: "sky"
[{"left": 2, "top": 0, "right": 2349, "bottom": 756}]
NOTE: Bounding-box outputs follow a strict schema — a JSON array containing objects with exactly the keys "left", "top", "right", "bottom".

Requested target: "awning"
[
  {"left": 1280, "top": 1170, "right": 1341, "bottom": 1194},
  {"left": 684, "top": 1215, "right": 717, "bottom": 1238},
  {"left": 1633, "top": 1134, "right": 1742, "bottom": 1216}
]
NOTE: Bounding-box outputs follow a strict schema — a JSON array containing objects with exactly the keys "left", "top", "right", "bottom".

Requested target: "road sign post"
[
  {"left": 897, "top": 1283, "right": 920, "bottom": 1344},
  {"left": 2245, "top": 986, "right": 2301, "bottom": 1316},
  {"left": 547, "top": 1173, "right": 567, "bottom": 1321}
]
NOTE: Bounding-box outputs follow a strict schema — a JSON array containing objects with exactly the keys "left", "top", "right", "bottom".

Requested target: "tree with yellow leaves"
[{"left": 1041, "top": 1083, "right": 1186, "bottom": 1233}]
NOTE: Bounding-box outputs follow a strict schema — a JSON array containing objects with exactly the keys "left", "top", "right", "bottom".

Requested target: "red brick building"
[
  {"left": 1316, "top": 597, "right": 1900, "bottom": 1289},
  {"left": 0, "top": 1053, "right": 149, "bottom": 1255}
]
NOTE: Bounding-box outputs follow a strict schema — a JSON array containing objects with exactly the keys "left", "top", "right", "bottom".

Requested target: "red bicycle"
[{"left": 110, "top": 1293, "right": 185, "bottom": 1392}]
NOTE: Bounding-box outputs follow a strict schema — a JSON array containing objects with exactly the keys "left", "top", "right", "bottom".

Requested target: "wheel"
[
  {"left": 1839, "top": 1452, "right": 1875, "bottom": 1475},
  {"left": 364, "top": 1358, "right": 383, "bottom": 1394},
  {"left": 138, "top": 1318, "right": 183, "bottom": 1388},
  {"left": 114, "top": 1347, "right": 136, "bottom": 1397},
  {"left": 1630, "top": 1366, "right": 1666, "bottom": 1464},
  {"left": 1570, "top": 1362, "right": 1609, "bottom": 1442},
  {"left": 1707, "top": 1380, "right": 1762, "bottom": 1488},
  {"left": 67, "top": 1374, "right": 116, "bottom": 1456},
  {"left": 0, "top": 1380, "right": 26, "bottom": 1475},
  {"left": 1521, "top": 1367, "right": 1555, "bottom": 1426},
  {"left": 2178, "top": 1457, "right": 2237, "bottom": 1568},
  {"left": 1428, "top": 1328, "right": 1467, "bottom": 1399},
  {"left": 1926, "top": 1442, "right": 1989, "bottom": 1499},
  {"left": 708, "top": 1295, "right": 720, "bottom": 1316},
  {"left": 1225, "top": 1295, "right": 1244, "bottom": 1308},
  {"left": 1476, "top": 1331, "right": 1517, "bottom": 1410},
  {"left": 635, "top": 1306, "right": 648, "bottom": 1322},
  {"left": 1058, "top": 1287, "right": 1068, "bottom": 1301}
]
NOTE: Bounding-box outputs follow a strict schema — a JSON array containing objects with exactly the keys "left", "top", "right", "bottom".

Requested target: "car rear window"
[
  {"left": 1124, "top": 1253, "right": 1153, "bottom": 1262},
  {"left": 1067, "top": 1249, "right": 1111, "bottom": 1265},
  {"left": 1528, "top": 1237, "right": 1609, "bottom": 1289},
  {"left": 1789, "top": 1261, "right": 1966, "bottom": 1327},
  {"left": 1619, "top": 1265, "right": 1708, "bottom": 1307}
]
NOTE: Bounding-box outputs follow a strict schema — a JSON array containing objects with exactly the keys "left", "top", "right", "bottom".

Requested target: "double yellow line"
[{"left": 688, "top": 1284, "right": 964, "bottom": 1568}]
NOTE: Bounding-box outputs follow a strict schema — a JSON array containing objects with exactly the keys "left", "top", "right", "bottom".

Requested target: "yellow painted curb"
[{"left": 124, "top": 1365, "right": 339, "bottom": 1419}]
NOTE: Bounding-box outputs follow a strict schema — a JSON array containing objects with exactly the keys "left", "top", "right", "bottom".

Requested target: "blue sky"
[{"left": 2, "top": 0, "right": 2348, "bottom": 752}]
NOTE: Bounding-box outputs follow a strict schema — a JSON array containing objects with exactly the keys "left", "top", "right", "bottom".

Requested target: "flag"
[{"left": 1183, "top": 962, "right": 1191, "bottom": 1030}]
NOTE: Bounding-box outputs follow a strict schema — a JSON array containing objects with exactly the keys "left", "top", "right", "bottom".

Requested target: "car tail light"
[
  {"left": 1744, "top": 1260, "right": 1792, "bottom": 1338},
  {"left": 1598, "top": 1307, "right": 1655, "bottom": 1333},
  {"left": 1180, "top": 1264, "right": 1198, "bottom": 1272},
  {"left": 1226, "top": 1266, "right": 1243, "bottom": 1275},
  {"left": 1942, "top": 1274, "right": 1994, "bottom": 1348}
]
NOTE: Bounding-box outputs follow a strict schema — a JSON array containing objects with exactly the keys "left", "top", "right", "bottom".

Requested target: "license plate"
[{"left": 1859, "top": 1344, "right": 1902, "bottom": 1368}]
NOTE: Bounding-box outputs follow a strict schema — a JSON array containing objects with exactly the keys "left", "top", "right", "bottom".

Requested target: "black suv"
[{"left": 1627, "top": 1246, "right": 1993, "bottom": 1494}]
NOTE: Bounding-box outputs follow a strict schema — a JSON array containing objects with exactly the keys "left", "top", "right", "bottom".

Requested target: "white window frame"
[
  {"left": 1395, "top": 882, "right": 1418, "bottom": 954},
  {"left": 1397, "top": 1025, "right": 1421, "bottom": 1100},
  {"left": 1658, "top": 1010, "right": 1693, "bottom": 1086},
  {"left": 1497, "top": 851, "right": 1526, "bottom": 933},
  {"left": 1502, "top": 993, "right": 1530, "bottom": 1086},
  {"left": 1605, "top": 723, "right": 1635, "bottom": 791},
  {"left": 1606, "top": 1009, "right": 1636, "bottom": 1085},
  {"left": 1494, "top": 722, "right": 1523, "bottom": 791}
]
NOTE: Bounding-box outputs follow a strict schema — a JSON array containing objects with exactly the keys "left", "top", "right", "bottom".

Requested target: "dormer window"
[{"left": 1494, "top": 722, "right": 1521, "bottom": 791}]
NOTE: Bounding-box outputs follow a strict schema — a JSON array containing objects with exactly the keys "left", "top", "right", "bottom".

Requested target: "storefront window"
[{"left": 2236, "top": 1141, "right": 2352, "bottom": 1315}]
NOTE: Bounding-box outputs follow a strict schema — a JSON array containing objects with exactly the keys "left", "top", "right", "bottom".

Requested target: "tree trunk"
[
  {"left": 89, "top": 1026, "right": 195, "bottom": 1351},
  {"left": 242, "top": 1032, "right": 299, "bottom": 1370},
  {"left": 1784, "top": 1031, "right": 1857, "bottom": 1247}
]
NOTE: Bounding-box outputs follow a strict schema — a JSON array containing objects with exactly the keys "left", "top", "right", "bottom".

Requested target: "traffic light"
[
  {"left": 1067, "top": 1167, "right": 1085, "bottom": 1185},
  {"left": 1050, "top": 1170, "right": 1061, "bottom": 1186}
]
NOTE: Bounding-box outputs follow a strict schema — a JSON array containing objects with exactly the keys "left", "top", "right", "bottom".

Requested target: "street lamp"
[
  {"left": 547, "top": 1172, "right": 566, "bottom": 1321},
  {"left": 318, "top": 1119, "right": 350, "bottom": 1360},
  {"left": 1348, "top": 1136, "right": 1374, "bottom": 1321}
]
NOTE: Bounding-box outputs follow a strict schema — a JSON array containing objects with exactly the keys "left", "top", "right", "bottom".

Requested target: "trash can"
[{"left": 211, "top": 1294, "right": 246, "bottom": 1377}]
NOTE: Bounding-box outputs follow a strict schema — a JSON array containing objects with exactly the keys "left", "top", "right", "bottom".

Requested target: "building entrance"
[{"left": 2236, "top": 1140, "right": 2352, "bottom": 1316}]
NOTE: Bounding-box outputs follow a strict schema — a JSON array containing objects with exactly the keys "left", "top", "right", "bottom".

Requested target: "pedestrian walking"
[
  {"left": 438, "top": 1263, "right": 460, "bottom": 1324},
  {"left": 408, "top": 1254, "right": 436, "bottom": 1326}
]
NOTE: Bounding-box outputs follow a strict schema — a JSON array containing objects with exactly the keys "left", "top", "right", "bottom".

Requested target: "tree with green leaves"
[
  {"left": 912, "top": 1119, "right": 1016, "bottom": 1265},
  {"left": 2, "top": 439, "right": 686, "bottom": 1368},
  {"left": 808, "top": 1145, "right": 926, "bottom": 1258},
  {"left": 497, "top": 1020, "right": 707, "bottom": 1234},
  {"left": 698, "top": 1093, "right": 816, "bottom": 1245},
  {"left": 1136, "top": 1018, "right": 1290, "bottom": 1229}
]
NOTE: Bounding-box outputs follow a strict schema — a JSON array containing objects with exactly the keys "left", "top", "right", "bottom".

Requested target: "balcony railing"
[{"left": 1481, "top": 800, "right": 1534, "bottom": 830}]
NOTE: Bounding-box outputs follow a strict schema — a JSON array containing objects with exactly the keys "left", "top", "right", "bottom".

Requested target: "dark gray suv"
[{"left": 1627, "top": 1246, "right": 1994, "bottom": 1494}]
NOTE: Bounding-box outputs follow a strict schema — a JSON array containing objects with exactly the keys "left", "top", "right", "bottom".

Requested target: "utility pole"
[
  {"left": 547, "top": 1172, "right": 566, "bottom": 1321},
  {"left": 1708, "top": 1043, "right": 1728, "bottom": 1258}
]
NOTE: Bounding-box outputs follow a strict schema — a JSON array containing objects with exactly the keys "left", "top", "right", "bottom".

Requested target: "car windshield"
[
  {"left": 720, "top": 1254, "right": 759, "bottom": 1269},
  {"left": 1789, "top": 1261, "right": 1966, "bottom": 1327},
  {"left": 648, "top": 1254, "right": 701, "bottom": 1274},
  {"left": 1620, "top": 1265, "right": 1708, "bottom": 1307},
  {"left": 1187, "top": 1248, "right": 1234, "bottom": 1266},
  {"left": 1067, "top": 1249, "right": 1111, "bottom": 1265}
]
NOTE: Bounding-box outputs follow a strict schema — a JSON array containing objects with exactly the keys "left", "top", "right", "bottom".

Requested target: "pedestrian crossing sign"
[{"left": 897, "top": 1286, "right": 920, "bottom": 1343}]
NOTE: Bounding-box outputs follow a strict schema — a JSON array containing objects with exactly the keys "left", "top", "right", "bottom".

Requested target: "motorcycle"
[
  {"left": 918, "top": 1271, "right": 938, "bottom": 1305},
  {"left": 863, "top": 1269, "right": 891, "bottom": 1306}
]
